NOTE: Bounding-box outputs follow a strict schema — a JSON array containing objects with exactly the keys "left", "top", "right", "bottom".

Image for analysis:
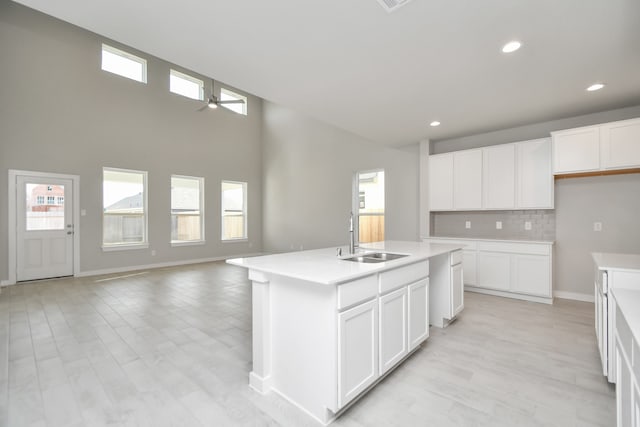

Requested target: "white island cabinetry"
[{"left": 228, "top": 241, "right": 461, "bottom": 425}]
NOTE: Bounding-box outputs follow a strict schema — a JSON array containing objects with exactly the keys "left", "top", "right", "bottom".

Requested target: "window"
[
  {"left": 355, "top": 170, "right": 385, "bottom": 243},
  {"left": 170, "top": 69, "right": 204, "bottom": 101},
  {"left": 220, "top": 88, "right": 247, "bottom": 115},
  {"left": 57, "top": 196, "right": 64, "bottom": 205},
  {"left": 171, "top": 175, "right": 204, "bottom": 244},
  {"left": 221, "top": 181, "right": 247, "bottom": 240},
  {"left": 47, "top": 196, "right": 55, "bottom": 205},
  {"left": 103, "top": 167, "right": 148, "bottom": 249},
  {"left": 36, "top": 195, "right": 44, "bottom": 205},
  {"left": 101, "top": 44, "right": 147, "bottom": 83}
]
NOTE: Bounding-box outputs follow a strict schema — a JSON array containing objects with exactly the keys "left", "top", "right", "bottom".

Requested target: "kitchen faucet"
[{"left": 349, "top": 212, "right": 357, "bottom": 254}]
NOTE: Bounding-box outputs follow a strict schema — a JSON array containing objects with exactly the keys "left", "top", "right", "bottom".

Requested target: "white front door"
[{"left": 16, "top": 176, "right": 74, "bottom": 281}]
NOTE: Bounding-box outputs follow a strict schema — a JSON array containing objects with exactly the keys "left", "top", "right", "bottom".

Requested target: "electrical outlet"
[
  {"left": 496, "top": 221, "right": 502, "bottom": 230},
  {"left": 81, "top": 209, "right": 87, "bottom": 216},
  {"left": 524, "top": 221, "right": 532, "bottom": 231},
  {"left": 151, "top": 249, "right": 157, "bottom": 256},
  {"left": 465, "top": 221, "right": 471, "bottom": 229},
  {"left": 594, "top": 222, "right": 603, "bottom": 232}
]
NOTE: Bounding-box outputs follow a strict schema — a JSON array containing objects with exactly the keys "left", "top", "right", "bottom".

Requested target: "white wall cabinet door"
[
  {"left": 379, "top": 288, "right": 407, "bottom": 375},
  {"left": 516, "top": 138, "right": 553, "bottom": 209},
  {"left": 511, "top": 254, "right": 551, "bottom": 297},
  {"left": 483, "top": 144, "right": 515, "bottom": 209},
  {"left": 453, "top": 149, "right": 483, "bottom": 209},
  {"left": 338, "top": 300, "right": 378, "bottom": 408},
  {"left": 451, "top": 263, "right": 464, "bottom": 316},
  {"left": 477, "top": 252, "right": 511, "bottom": 291},
  {"left": 552, "top": 126, "right": 600, "bottom": 174},
  {"left": 600, "top": 118, "right": 640, "bottom": 170},
  {"left": 408, "top": 279, "right": 429, "bottom": 351},
  {"left": 429, "top": 153, "right": 454, "bottom": 211}
]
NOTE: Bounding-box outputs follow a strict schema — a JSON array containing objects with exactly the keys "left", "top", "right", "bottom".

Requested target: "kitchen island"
[{"left": 227, "top": 240, "right": 463, "bottom": 425}]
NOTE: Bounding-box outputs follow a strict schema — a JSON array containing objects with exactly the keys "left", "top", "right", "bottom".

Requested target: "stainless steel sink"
[{"left": 342, "top": 252, "right": 408, "bottom": 263}]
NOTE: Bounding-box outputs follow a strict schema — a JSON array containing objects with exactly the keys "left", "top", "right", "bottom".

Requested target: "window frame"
[
  {"left": 352, "top": 169, "right": 385, "bottom": 245},
  {"left": 221, "top": 180, "right": 248, "bottom": 242},
  {"left": 169, "top": 69, "right": 205, "bottom": 101},
  {"left": 101, "top": 43, "right": 148, "bottom": 84},
  {"left": 220, "top": 88, "right": 248, "bottom": 115},
  {"left": 102, "top": 167, "right": 149, "bottom": 251},
  {"left": 170, "top": 174, "right": 205, "bottom": 246}
]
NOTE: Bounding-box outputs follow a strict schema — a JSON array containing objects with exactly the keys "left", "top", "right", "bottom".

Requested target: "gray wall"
[
  {"left": 0, "top": 2, "right": 263, "bottom": 280},
  {"left": 262, "top": 101, "right": 419, "bottom": 253},
  {"left": 430, "top": 106, "right": 640, "bottom": 298}
]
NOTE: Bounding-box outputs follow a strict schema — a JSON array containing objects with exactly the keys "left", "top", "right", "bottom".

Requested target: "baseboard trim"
[
  {"left": 0, "top": 280, "right": 11, "bottom": 287},
  {"left": 76, "top": 252, "right": 264, "bottom": 278},
  {"left": 465, "top": 286, "right": 553, "bottom": 305},
  {"left": 553, "top": 291, "right": 594, "bottom": 303}
]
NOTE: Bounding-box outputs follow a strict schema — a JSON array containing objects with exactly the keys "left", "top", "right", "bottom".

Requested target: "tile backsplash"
[{"left": 431, "top": 210, "right": 555, "bottom": 241}]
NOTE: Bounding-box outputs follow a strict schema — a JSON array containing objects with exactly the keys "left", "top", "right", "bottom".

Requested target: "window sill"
[
  {"left": 102, "top": 243, "right": 149, "bottom": 252},
  {"left": 171, "top": 240, "right": 206, "bottom": 247},
  {"left": 222, "top": 238, "right": 248, "bottom": 243}
]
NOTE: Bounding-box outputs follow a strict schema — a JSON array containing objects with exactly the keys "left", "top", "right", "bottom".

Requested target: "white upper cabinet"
[
  {"left": 600, "top": 118, "right": 640, "bottom": 170},
  {"left": 428, "top": 153, "right": 454, "bottom": 211},
  {"left": 552, "top": 126, "right": 600, "bottom": 174},
  {"left": 483, "top": 144, "right": 515, "bottom": 209},
  {"left": 552, "top": 117, "right": 640, "bottom": 175},
  {"left": 453, "top": 149, "right": 483, "bottom": 210},
  {"left": 516, "top": 138, "right": 553, "bottom": 209}
]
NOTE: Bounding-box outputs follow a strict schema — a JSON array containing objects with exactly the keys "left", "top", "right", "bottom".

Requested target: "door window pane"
[
  {"left": 171, "top": 175, "right": 204, "bottom": 243},
  {"left": 357, "top": 170, "right": 385, "bottom": 243},
  {"left": 221, "top": 181, "right": 247, "bottom": 240},
  {"left": 103, "top": 168, "right": 147, "bottom": 246},
  {"left": 25, "top": 183, "right": 65, "bottom": 230}
]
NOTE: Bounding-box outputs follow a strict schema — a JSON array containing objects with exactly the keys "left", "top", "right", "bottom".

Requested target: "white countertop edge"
[
  {"left": 227, "top": 241, "right": 464, "bottom": 285},
  {"left": 592, "top": 252, "right": 640, "bottom": 272},
  {"left": 423, "top": 236, "right": 555, "bottom": 245}
]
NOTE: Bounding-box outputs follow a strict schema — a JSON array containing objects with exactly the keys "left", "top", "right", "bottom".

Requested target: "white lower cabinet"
[
  {"left": 379, "top": 287, "right": 408, "bottom": 374},
  {"left": 429, "top": 250, "right": 464, "bottom": 327},
  {"left": 451, "top": 263, "right": 463, "bottom": 315},
  {"left": 425, "top": 238, "right": 553, "bottom": 303},
  {"left": 338, "top": 299, "right": 378, "bottom": 407},
  {"left": 408, "top": 279, "right": 429, "bottom": 351}
]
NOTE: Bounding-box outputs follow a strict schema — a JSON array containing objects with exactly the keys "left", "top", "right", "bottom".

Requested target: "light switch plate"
[
  {"left": 524, "top": 221, "right": 532, "bottom": 230},
  {"left": 594, "top": 222, "right": 602, "bottom": 232},
  {"left": 465, "top": 221, "right": 471, "bottom": 229},
  {"left": 496, "top": 221, "right": 502, "bottom": 230}
]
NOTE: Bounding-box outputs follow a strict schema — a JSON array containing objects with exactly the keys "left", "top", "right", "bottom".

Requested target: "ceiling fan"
[{"left": 198, "top": 80, "right": 245, "bottom": 111}]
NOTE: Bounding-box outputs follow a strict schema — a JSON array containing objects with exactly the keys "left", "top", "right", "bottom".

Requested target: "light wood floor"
[{"left": 0, "top": 261, "right": 615, "bottom": 426}]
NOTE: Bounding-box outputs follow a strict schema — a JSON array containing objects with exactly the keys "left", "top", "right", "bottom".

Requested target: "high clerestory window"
[
  {"left": 101, "top": 44, "right": 147, "bottom": 83},
  {"left": 170, "top": 69, "right": 204, "bottom": 101},
  {"left": 220, "top": 88, "right": 248, "bottom": 115}
]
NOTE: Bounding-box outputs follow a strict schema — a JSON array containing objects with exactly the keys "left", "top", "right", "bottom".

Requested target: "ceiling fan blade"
[{"left": 197, "top": 104, "right": 209, "bottom": 112}]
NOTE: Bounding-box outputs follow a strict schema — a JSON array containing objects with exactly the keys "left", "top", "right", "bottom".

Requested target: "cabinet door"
[
  {"left": 477, "top": 251, "right": 510, "bottom": 290},
  {"left": 601, "top": 118, "right": 640, "bottom": 170},
  {"left": 616, "top": 339, "right": 633, "bottom": 427},
  {"left": 511, "top": 254, "right": 551, "bottom": 297},
  {"left": 516, "top": 138, "right": 553, "bottom": 209},
  {"left": 379, "top": 287, "right": 408, "bottom": 374},
  {"left": 454, "top": 149, "right": 483, "bottom": 209},
  {"left": 408, "top": 279, "right": 429, "bottom": 351},
  {"left": 483, "top": 144, "right": 515, "bottom": 209},
  {"left": 338, "top": 300, "right": 378, "bottom": 408},
  {"left": 451, "top": 263, "right": 464, "bottom": 316},
  {"left": 429, "top": 153, "right": 454, "bottom": 211},
  {"left": 552, "top": 126, "right": 600, "bottom": 174},
  {"left": 462, "top": 250, "right": 477, "bottom": 286}
]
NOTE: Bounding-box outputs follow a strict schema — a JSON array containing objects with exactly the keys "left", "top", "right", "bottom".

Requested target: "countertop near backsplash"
[{"left": 430, "top": 210, "right": 555, "bottom": 242}]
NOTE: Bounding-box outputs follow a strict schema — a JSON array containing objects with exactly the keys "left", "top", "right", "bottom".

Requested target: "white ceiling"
[{"left": 13, "top": 0, "right": 640, "bottom": 146}]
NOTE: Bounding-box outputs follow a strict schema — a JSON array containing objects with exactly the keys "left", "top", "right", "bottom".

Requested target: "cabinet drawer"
[
  {"left": 337, "top": 275, "right": 377, "bottom": 310},
  {"left": 477, "top": 241, "right": 550, "bottom": 256},
  {"left": 616, "top": 305, "right": 634, "bottom": 361},
  {"left": 379, "top": 261, "right": 429, "bottom": 294},
  {"left": 450, "top": 250, "right": 462, "bottom": 266}
]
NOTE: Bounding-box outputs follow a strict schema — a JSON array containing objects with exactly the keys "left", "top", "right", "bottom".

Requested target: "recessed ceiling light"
[
  {"left": 430, "top": 121, "right": 441, "bottom": 127},
  {"left": 587, "top": 83, "right": 605, "bottom": 92},
  {"left": 501, "top": 41, "right": 521, "bottom": 53}
]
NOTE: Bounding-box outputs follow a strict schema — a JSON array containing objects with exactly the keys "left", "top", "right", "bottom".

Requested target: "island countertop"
[
  {"left": 227, "top": 240, "right": 463, "bottom": 285},
  {"left": 592, "top": 252, "right": 640, "bottom": 272}
]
